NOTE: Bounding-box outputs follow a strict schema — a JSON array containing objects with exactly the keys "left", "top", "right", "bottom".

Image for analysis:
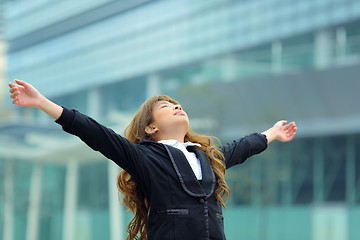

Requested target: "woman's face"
[{"left": 146, "top": 100, "right": 189, "bottom": 140}]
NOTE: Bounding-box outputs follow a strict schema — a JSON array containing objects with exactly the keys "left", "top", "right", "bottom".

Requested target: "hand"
[
  {"left": 272, "top": 120, "right": 297, "bottom": 142},
  {"left": 9, "top": 79, "right": 42, "bottom": 108}
]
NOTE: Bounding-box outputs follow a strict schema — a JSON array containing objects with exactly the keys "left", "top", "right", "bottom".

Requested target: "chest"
[{"left": 137, "top": 144, "right": 217, "bottom": 205}]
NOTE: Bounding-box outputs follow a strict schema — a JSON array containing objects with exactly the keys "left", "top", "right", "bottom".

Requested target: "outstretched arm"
[
  {"left": 223, "top": 121, "right": 296, "bottom": 169},
  {"left": 9, "top": 79, "right": 146, "bottom": 175},
  {"left": 9, "top": 79, "right": 63, "bottom": 119},
  {"left": 261, "top": 120, "right": 297, "bottom": 144}
]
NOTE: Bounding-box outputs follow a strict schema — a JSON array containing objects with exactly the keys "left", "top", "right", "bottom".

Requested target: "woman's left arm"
[{"left": 261, "top": 120, "right": 297, "bottom": 144}]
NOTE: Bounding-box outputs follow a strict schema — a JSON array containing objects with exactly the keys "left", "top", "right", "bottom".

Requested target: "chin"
[{"left": 176, "top": 119, "right": 189, "bottom": 130}]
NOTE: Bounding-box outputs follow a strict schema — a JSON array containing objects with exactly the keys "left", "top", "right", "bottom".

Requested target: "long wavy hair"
[{"left": 117, "top": 95, "right": 230, "bottom": 240}]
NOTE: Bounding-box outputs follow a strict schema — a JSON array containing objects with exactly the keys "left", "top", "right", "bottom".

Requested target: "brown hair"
[{"left": 117, "top": 95, "right": 230, "bottom": 240}]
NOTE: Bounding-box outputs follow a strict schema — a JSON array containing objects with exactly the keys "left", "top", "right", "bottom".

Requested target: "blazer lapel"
[
  {"left": 163, "top": 145, "right": 206, "bottom": 197},
  {"left": 187, "top": 146, "right": 216, "bottom": 198},
  {"left": 163, "top": 145, "right": 216, "bottom": 198}
]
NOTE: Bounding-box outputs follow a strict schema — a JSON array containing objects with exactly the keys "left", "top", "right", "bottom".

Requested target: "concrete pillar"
[
  {"left": 271, "top": 41, "right": 282, "bottom": 74},
  {"left": 108, "top": 162, "right": 124, "bottom": 240},
  {"left": 281, "top": 150, "right": 292, "bottom": 205},
  {"left": 146, "top": 73, "right": 161, "bottom": 98},
  {"left": 313, "top": 139, "right": 324, "bottom": 203},
  {"left": 346, "top": 136, "right": 356, "bottom": 205},
  {"left": 87, "top": 88, "right": 102, "bottom": 118},
  {"left": 0, "top": 40, "right": 8, "bottom": 119},
  {"left": 267, "top": 155, "right": 278, "bottom": 205},
  {"left": 62, "top": 160, "right": 78, "bottom": 240},
  {"left": 26, "top": 163, "right": 43, "bottom": 240},
  {"left": 336, "top": 27, "right": 347, "bottom": 59},
  {"left": 3, "top": 160, "right": 14, "bottom": 240},
  {"left": 251, "top": 161, "right": 262, "bottom": 206},
  {"left": 222, "top": 55, "right": 238, "bottom": 82},
  {"left": 314, "top": 29, "right": 333, "bottom": 69}
]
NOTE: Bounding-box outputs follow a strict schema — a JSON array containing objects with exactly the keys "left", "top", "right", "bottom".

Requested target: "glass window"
[{"left": 282, "top": 34, "right": 314, "bottom": 72}]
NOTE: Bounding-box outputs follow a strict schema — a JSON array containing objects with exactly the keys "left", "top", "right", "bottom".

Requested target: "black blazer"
[{"left": 56, "top": 108, "right": 268, "bottom": 240}]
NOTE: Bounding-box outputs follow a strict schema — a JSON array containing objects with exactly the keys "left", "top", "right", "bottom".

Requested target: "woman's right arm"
[{"left": 8, "top": 80, "right": 143, "bottom": 174}]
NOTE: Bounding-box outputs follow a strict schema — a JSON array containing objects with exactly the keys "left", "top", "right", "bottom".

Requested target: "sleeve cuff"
[
  {"left": 55, "top": 107, "right": 75, "bottom": 132},
  {"left": 260, "top": 133, "right": 268, "bottom": 145}
]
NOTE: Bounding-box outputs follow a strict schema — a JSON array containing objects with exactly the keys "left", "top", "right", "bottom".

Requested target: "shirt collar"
[{"left": 158, "top": 139, "right": 201, "bottom": 147}]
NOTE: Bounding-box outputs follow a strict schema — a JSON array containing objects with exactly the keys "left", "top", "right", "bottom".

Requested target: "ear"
[{"left": 145, "top": 125, "right": 158, "bottom": 135}]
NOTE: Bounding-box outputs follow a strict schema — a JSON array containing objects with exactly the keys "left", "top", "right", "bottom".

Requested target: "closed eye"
[{"left": 159, "top": 102, "right": 174, "bottom": 108}]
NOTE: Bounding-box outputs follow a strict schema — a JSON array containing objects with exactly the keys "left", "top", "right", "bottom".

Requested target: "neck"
[{"left": 155, "top": 133, "right": 186, "bottom": 143}]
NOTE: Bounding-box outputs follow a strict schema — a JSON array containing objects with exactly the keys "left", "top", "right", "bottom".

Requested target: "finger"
[
  {"left": 288, "top": 128, "right": 297, "bottom": 138},
  {"left": 285, "top": 123, "right": 295, "bottom": 131},
  {"left": 287, "top": 125, "right": 296, "bottom": 134},
  {"left": 10, "top": 92, "right": 18, "bottom": 99},
  {"left": 9, "top": 82, "right": 16, "bottom": 87},
  {"left": 9, "top": 87, "right": 16, "bottom": 93},
  {"left": 283, "top": 125, "right": 296, "bottom": 140},
  {"left": 289, "top": 128, "right": 296, "bottom": 135},
  {"left": 284, "top": 121, "right": 296, "bottom": 130},
  {"left": 15, "top": 79, "right": 30, "bottom": 89},
  {"left": 283, "top": 124, "right": 292, "bottom": 131}
]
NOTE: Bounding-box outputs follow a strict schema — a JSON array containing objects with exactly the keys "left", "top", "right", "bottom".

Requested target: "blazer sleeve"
[
  {"left": 222, "top": 133, "right": 268, "bottom": 169},
  {"left": 55, "top": 107, "right": 144, "bottom": 175}
]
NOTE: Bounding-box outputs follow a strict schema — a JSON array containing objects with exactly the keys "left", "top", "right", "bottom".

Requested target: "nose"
[{"left": 174, "top": 105, "right": 182, "bottom": 110}]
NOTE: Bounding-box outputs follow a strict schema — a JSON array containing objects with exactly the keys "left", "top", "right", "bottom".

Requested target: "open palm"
[
  {"left": 274, "top": 121, "right": 297, "bottom": 142},
  {"left": 9, "top": 80, "right": 41, "bottom": 107}
]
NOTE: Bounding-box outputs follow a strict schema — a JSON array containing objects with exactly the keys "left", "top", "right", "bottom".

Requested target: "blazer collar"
[{"left": 163, "top": 145, "right": 216, "bottom": 198}]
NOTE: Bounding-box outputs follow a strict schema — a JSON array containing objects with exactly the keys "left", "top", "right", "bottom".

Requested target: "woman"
[{"left": 9, "top": 79, "right": 296, "bottom": 240}]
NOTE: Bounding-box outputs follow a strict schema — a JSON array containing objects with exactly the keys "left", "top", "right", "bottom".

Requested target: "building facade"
[{"left": 1, "top": 0, "right": 360, "bottom": 240}]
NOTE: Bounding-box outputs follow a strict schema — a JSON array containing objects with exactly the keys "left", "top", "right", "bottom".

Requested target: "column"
[
  {"left": 87, "top": 88, "right": 102, "bottom": 118},
  {"left": 26, "top": 163, "right": 43, "bottom": 240},
  {"left": 146, "top": 73, "right": 161, "bottom": 98},
  {"left": 267, "top": 154, "right": 278, "bottom": 205},
  {"left": 281, "top": 150, "right": 292, "bottom": 205},
  {"left": 346, "top": 136, "right": 356, "bottom": 204},
  {"left": 0, "top": 40, "right": 8, "bottom": 118},
  {"left": 336, "top": 27, "right": 346, "bottom": 60},
  {"left": 251, "top": 161, "right": 262, "bottom": 206},
  {"left": 62, "top": 160, "right": 78, "bottom": 240},
  {"left": 314, "top": 29, "right": 333, "bottom": 69},
  {"left": 313, "top": 139, "right": 324, "bottom": 203},
  {"left": 222, "top": 55, "right": 238, "bottom": 82},
  {"left": 3, "top": 160, "right": 14, "bottom": 240},
  {"left": 108, "top": 162, "right": 124, "bottom": 240}
]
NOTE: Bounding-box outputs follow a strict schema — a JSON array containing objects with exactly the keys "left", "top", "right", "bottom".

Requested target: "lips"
[{"left": 175, "top": 110, "right": 186, "bottom": 115}]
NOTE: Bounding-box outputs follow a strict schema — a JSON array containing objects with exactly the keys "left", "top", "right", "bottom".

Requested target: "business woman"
[{"left": 9, "top": 79, "right": 296, "bottom": 240}]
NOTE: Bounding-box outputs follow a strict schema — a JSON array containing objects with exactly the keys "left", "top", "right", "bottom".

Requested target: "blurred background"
[{"left": 0, "top": 0, "right": 360, "bottom": 240}]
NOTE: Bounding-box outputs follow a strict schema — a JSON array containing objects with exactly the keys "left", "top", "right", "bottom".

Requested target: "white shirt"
[{"left": 158, "top": 139, "right": 202, "bottom": 180}]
